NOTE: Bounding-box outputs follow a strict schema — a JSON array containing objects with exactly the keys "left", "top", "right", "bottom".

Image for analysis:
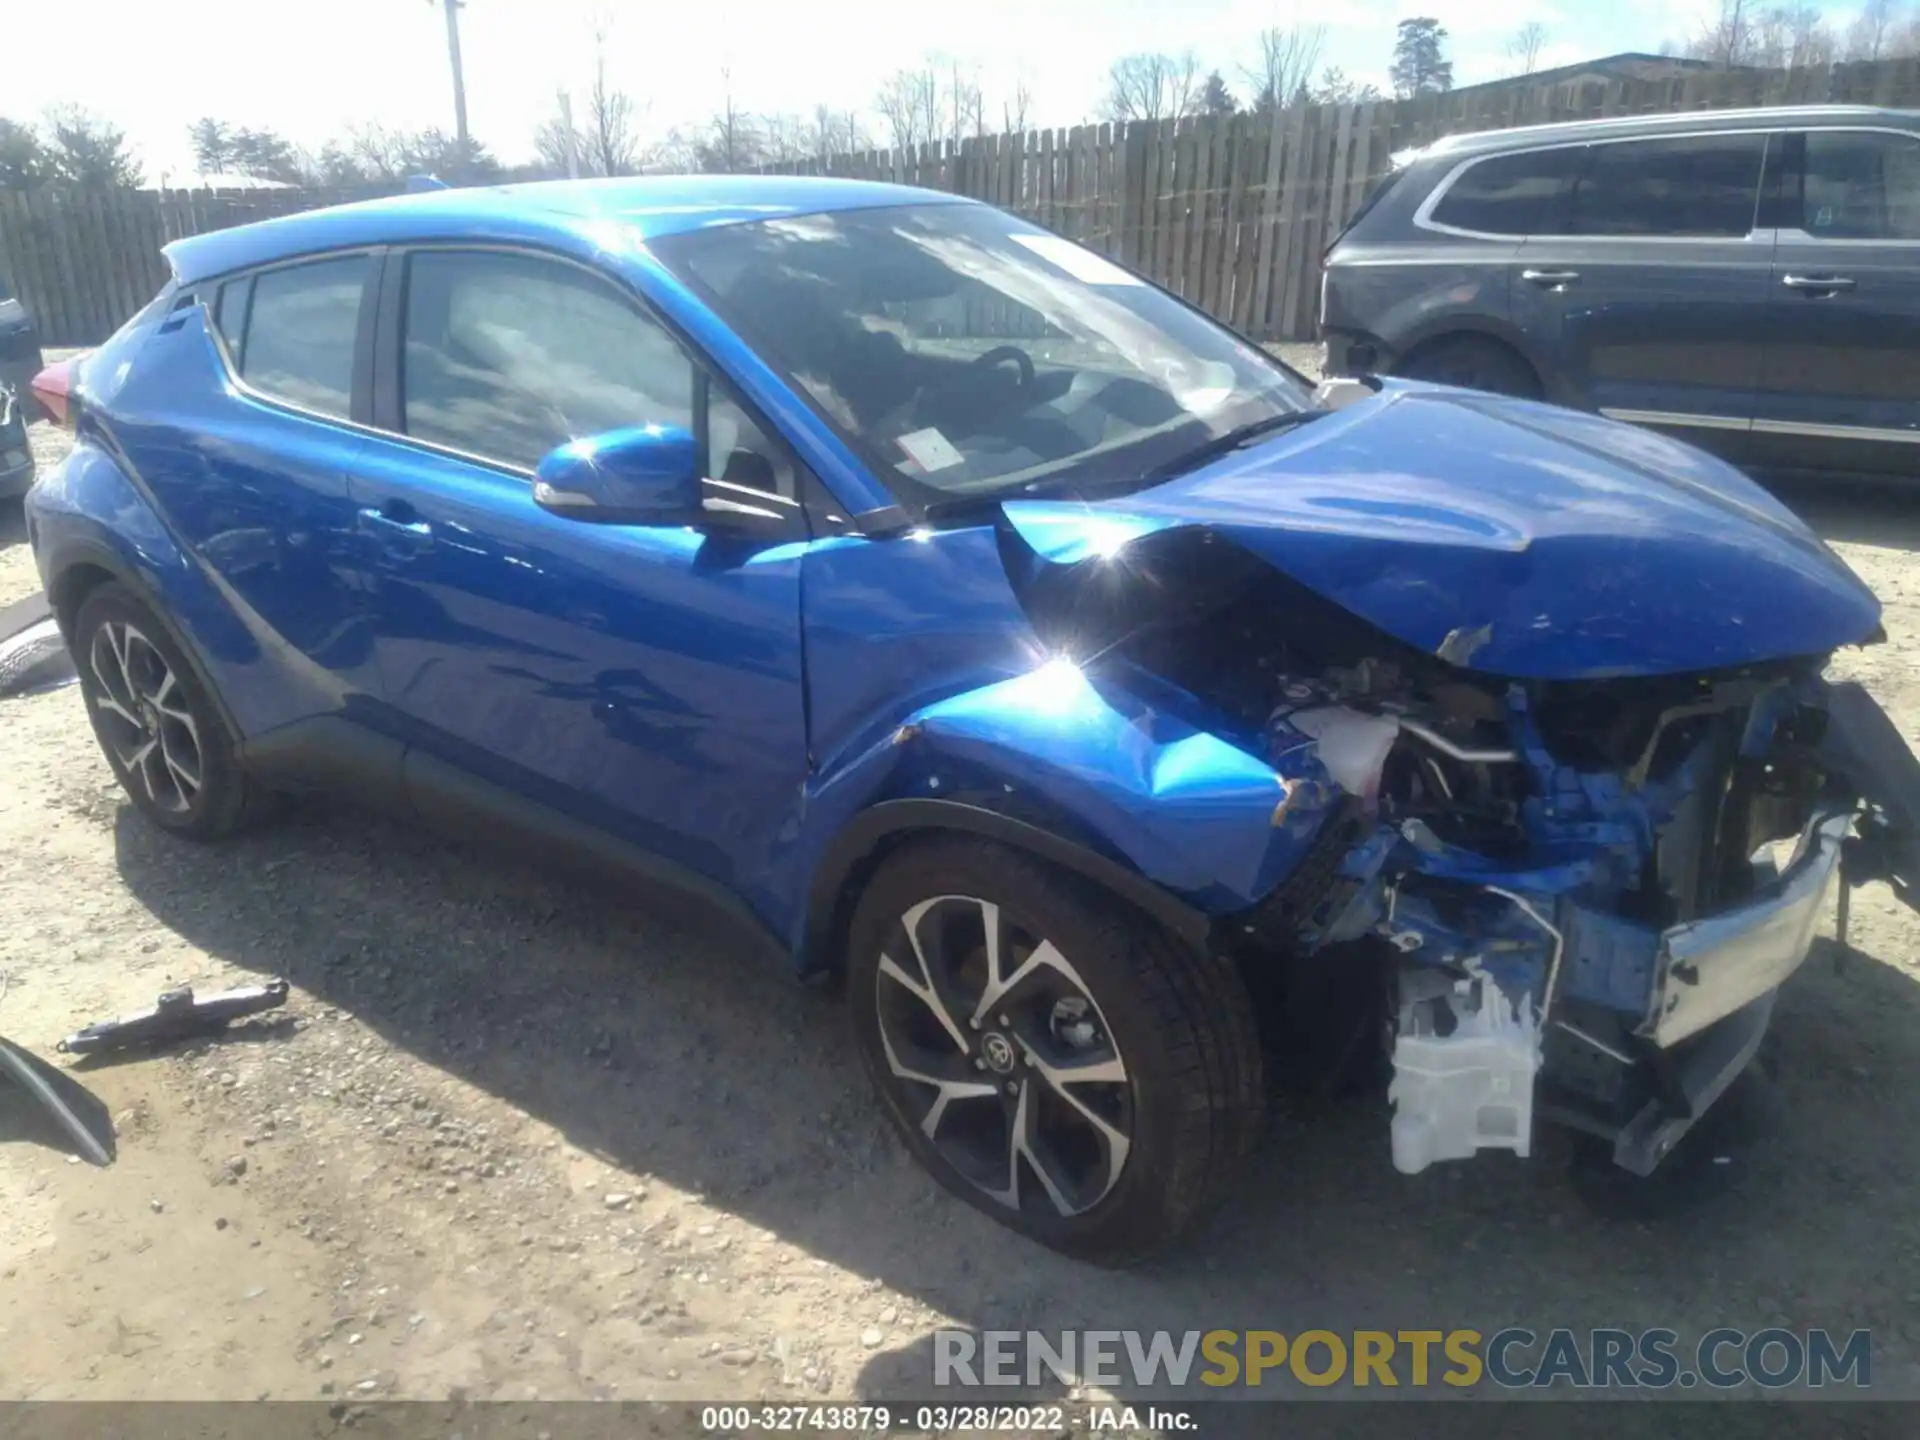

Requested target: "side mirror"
[{"left": 533, "top": 425, "right": 701, "bottom": 526}]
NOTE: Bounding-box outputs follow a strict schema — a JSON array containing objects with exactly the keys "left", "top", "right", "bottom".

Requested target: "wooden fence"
[
  {"left": 764, "top": 55, "right": 1920, "bottom": 341},
  {"left": 5, "top": 56, "right": 1920, "bottom": 347},
  {"left": 0, "top": 186, "right": 392, "bottom": 347}
]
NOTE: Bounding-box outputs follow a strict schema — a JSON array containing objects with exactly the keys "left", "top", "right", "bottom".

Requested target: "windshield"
[{"left": 653, "top": 203, "right": 1314, "bottom": 507}]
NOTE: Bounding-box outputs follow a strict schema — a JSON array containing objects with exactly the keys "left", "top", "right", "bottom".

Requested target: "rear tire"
[
  {"left": 846, "top": 836, "right": 1264, "bottom": 1264},
  {"left": 72, "top": 582, "right": 265, "bottom": 842},
  {"left": 1396, "top": 336, "right": 1542, "bottom": 398}
]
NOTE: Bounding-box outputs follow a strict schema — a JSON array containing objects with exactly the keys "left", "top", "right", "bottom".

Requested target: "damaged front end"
[{"left": 991, "top": 508, "right": 1920, "bottom": 1180}]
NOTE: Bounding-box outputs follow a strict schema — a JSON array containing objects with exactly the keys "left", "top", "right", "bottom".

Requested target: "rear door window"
[
  {"left": 1569, "top": 134, "right": 1767, "bottom": 237},
  {"left": 1800, "top": 130, "right": 1920, "bottom": 239},
  {"left": 1429, "top": 146, "right": 1584, "bottom": 236},
  {"left": 238, "top": 255, "right": 370, "bottom": 419},
  {"left": 400, "top": 249, "right": 695, "bottom": 472}
]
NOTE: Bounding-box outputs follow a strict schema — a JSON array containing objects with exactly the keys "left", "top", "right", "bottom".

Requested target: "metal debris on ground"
[{"left": 57, "top": 978, "right": 291, "bottom": 1056}]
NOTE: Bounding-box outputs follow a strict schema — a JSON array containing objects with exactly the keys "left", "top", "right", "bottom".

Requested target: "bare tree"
[
  {"left": 533, "top": 25, "right": 650, "bottom": 178},
  {"left": 754, "top": 114, "right": 812, "bottom": 165},
  {"left": 1104, "top": 51, "right": 1201, "bottom": 124},
  {"left": 1845, "top": 0, "right": 1908, "bottom": 59},
  {"left": 348, "top": 123, "right": 408, "bottom": 180},
  {"left": 681, "top": 71, "right": 767, "bottom": 173},
  {"left": 944, "top": 56, "right": 987, "bottom": 142},
  {"left": 805, "top": 105, "right": 868, "bottom": 160},
  {"left": 1690, "top": 0, "right": 1756, "bottom": 66},
  {"left": 1312, "top": 67, "right": 1383, "bottom": 104},
  {"left": 533, "top": 91, "right": 580, "bottom": 177},
  {"left": 1688, "top": 0, "right": 1839, "bottom": 67},
  {"left": 583, "top": 43, "right": 646, "bottom": 175},
  {"left": 1508, "top": 21, "right": 1550, "bottom": 75},
  {"left": 874, "top": 58, "right": 999, "bottom": 150},
  {"left": 1002, "top": 79, "right": 1034, "bottom": 134},
  {"left": 1243, "top": 24, "right": 1324, "bottom": 112},
  {"left": 876, "top": 66, "right": 941, "bottom": 151},
  {"left": 1769, "top": 5, "right": 1837, "bottom": 67}
]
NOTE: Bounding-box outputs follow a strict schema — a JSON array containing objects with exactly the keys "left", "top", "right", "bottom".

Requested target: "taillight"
[{"left": 30, "top": 359, "right": 77, "bottom": 429}]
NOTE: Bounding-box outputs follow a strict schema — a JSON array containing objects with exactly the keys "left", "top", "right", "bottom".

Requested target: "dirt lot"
[{"left": 4, "top": 366, "right": 1920, "bottom": 1424}]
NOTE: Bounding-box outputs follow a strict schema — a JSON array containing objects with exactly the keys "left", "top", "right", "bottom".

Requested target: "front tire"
[
  {"left": 72, "top": 582, "right": 263, "bottom": 841},
  {"left": 847, "top": 837, "right": 1264, "bottom": 1264}
]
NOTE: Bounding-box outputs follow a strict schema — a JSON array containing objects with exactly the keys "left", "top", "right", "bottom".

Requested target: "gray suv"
[{"left": 1322, "top": 106, "right": 1920, "bottom": 484}]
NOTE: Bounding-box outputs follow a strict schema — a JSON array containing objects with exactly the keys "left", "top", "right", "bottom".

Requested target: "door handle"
[
  {"left": 1521, "top": 269, "right": 1580, "bottom": 287},
  {"left": 1782, "top": 274, "right": 1856, "bottom": 292},
  {"left": 356, "top": 500, "right": 433, "bottom": 551}
]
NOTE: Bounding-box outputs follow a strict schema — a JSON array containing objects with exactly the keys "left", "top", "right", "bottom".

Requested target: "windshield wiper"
[{"left": 1143, "top": 409, "right": 1328, "bottom": 485}]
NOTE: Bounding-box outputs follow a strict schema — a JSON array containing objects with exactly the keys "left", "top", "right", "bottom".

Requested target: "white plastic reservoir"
[{"left": 1389, "top": 973, "right": 1541, "bottom": 1175}]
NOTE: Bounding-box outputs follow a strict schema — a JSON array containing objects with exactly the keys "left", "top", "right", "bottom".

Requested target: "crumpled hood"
[{"left": 1002, "top": 383, "right": 1880, "bottom": 679}]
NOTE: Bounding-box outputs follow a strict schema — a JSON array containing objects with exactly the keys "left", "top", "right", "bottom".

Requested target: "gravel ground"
[{"left": 4, "top": 366, "right": 1920, "bottom": 1428}]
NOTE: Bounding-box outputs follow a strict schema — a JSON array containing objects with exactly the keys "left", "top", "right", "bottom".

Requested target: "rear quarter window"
[
  {"left": 1428, "top": 146, "right": 1584, "bottom": 236},
  {"left": 214, "top": 277, "right": 253, "bottom": 364}
]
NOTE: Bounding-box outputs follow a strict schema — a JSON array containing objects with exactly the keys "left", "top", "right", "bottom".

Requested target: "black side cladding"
[{"left": 1819, "top": 680, "right": 1920, "bottom": 909}]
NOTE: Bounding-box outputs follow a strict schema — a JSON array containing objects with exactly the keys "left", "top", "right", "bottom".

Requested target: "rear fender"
[{"left": 29, "top": 441, "right": 257, "bottom": 739}]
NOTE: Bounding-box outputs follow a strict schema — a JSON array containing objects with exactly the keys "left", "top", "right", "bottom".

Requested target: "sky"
[{"left": 2, "top": 0, "right": 1878, "bottom": 182}]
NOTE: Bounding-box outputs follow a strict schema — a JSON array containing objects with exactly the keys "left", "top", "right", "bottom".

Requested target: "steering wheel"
[{"left": 970, "top": 345, "right": 1036, "bottom": 387}]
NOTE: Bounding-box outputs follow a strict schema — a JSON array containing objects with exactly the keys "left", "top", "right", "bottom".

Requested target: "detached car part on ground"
[{"left": 24, "top": 178, "right": 1920, "bottom": 1264}]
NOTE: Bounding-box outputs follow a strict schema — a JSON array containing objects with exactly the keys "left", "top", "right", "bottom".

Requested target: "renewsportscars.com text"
[{"left": 934, "top": 1327, "right": 1873, "bottom": 1391}]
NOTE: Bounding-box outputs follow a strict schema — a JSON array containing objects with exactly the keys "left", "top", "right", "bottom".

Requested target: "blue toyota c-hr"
[{"left": 26, "top": 175, "right": 1920, "bottom": 1261}]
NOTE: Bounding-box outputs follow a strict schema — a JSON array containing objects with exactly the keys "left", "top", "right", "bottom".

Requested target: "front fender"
[
  {"left": 795, "top": 659, "right": 1340, "bottom": 970},
  {"left": 901, "top": 662, "right": 1334, "bottom": 905}
]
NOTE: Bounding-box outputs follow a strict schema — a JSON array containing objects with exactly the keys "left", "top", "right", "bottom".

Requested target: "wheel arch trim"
[
  {"left": 45, "top": 539, "right": 244, "bottom": 746},
  {"left": 803, "top": 798, "right": 1211, "bottom": 975},
  {"left": 1389, "top": 318, "right": 1554, "bottom": 395}
]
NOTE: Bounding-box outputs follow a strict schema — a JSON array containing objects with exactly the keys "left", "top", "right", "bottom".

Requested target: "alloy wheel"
[
  {"left": 87, "top": 620, "right": 203, "bottom": 814},
  {"left": 873, "top": 894, "right": 1133, "bottom": 1217}
]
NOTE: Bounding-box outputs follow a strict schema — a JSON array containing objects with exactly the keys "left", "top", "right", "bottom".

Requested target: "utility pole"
[
  {"left": 558, "top": 89, "right": 579, "bottom": 178},
  {"left": 438, "top": 0, "right": 471, "bottom": 155}
]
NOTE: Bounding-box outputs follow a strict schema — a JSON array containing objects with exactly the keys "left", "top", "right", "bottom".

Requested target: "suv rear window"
[
  {"left": 1429, "top": 146, "right": 1583, "bottom": 236},
  {"left": 1569, "top": 134, "right": 1766, "bottom": 237}
]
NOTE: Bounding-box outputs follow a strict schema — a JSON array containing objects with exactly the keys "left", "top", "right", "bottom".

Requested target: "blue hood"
[{"left": 1002, "top": 384, "right": 1880, "bottom": 679}]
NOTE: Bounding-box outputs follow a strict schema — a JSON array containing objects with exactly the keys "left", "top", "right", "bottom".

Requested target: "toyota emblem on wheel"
[{"left": 980, "top": 1031, "right": 1016, "bottom": 1074}]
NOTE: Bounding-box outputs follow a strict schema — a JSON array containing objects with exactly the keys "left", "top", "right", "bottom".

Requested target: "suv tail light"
[{"left": 30, "top": 358, "right": 78, "bottom": 429}]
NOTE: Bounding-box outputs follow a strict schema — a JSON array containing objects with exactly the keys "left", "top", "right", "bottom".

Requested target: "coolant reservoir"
[{"left": 1389, "top": 971, "right": 1540, "bottom": 1174}]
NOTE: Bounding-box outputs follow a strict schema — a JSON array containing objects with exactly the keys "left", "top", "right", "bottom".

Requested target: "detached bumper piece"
[
  {"left": 1819, "top": 679, "right": 1920, "bottom": 910},
  {"left": 1646, "top": 809, "right": 1848, "bottom": 1048},
  {"left": 0, "top": 1035, "right": 114, "bottom": 1166},
  {"left": 1537, "top": 806, "right": 1847, "bottom": 1171}
]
